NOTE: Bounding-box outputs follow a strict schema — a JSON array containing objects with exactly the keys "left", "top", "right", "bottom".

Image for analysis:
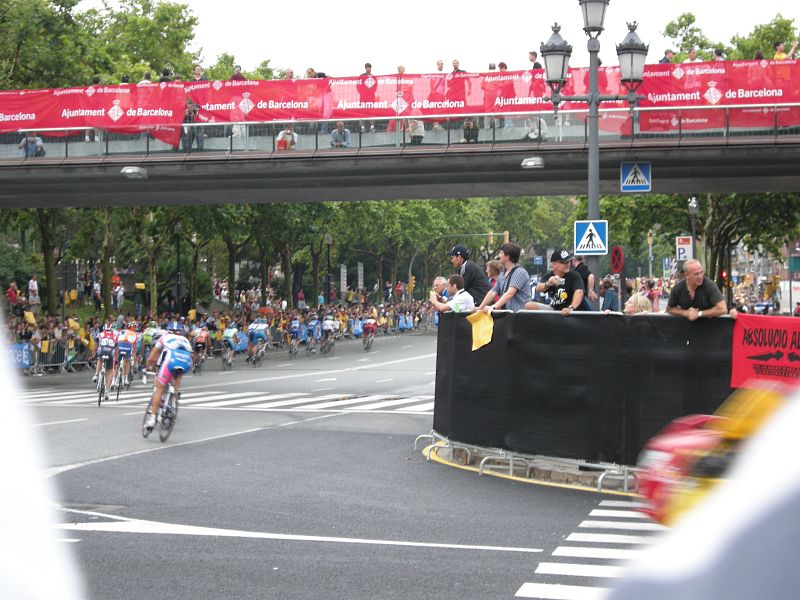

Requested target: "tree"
[
  {"left": 663, "top": 13, "right": 714, "bottom": 59},
  {"left": 210, "top": 205, "right": 253, "bottom": 309},
  {"left": 728, "top": 15, "right": 797, "bottom": 60}
]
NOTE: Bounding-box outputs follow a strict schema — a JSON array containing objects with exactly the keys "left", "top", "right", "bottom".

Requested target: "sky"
[{"left": 79, "top": 1, "right": 800, "bottom": 76}]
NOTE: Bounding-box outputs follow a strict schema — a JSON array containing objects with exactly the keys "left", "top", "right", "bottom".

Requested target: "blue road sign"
[
  {"left": 620, "top": 162, "right": 652, "bottom": 193},
  {"left": 574, "top": 220, "right": 608, "bottom": 256}
]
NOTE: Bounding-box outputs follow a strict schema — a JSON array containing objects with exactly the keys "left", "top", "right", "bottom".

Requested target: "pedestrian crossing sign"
[
  {"left": 620, "top": 162, "right": 652, "bottom": 192},
  {"left": 574, "top": 220, "right": 608, "bottom": 256}
]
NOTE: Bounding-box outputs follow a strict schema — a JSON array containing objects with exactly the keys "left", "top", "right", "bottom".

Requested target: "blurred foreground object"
[
  {"left": 606, "top": 383, "right": 800, "bottom": 599},
  {"left": 0, "top": 316, "right": 84, "bottom": 599}
]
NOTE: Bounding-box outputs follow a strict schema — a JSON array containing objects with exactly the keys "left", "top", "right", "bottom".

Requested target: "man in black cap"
[
  {"left": 526, "top": 249, "right": 585, "bottom": 315},
  {"left": 448, "top": 244, "right": 490, "bottom": 305}
]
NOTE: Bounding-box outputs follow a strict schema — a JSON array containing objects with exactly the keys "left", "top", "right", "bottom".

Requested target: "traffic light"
[
  {"left": 720, "top": 270, "right": 728, "bottom": 286},
  {"left": 503, "top": 230, "right": 509, "bottom": 243},
  {"left": 409, "top": 275, "right": 415, "bottom": 292}
]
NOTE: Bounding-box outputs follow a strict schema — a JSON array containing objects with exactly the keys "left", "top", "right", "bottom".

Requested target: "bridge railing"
[{"left": 2, "top": 103, "right": 799, "bottom": 162}]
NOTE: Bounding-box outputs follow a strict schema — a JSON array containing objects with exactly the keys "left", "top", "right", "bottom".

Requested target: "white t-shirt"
[
  {"left": 446, "top": 289, "right": 476, "bottom": 313},
  {"left": 28, "top": 278, "right": 38, "bottom": 295}
]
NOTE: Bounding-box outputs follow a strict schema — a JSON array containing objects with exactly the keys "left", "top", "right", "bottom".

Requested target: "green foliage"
[
  {"left": 728, "top": 15, "right": 797, "bottom": 60},
  {"left": 663, "top": 13, "right": 713, "bottom": 59}
]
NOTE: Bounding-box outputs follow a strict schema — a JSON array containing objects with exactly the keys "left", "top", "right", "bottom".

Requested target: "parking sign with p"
[{"left": 676, "top": 236, "right": 693, "bottom": 261}]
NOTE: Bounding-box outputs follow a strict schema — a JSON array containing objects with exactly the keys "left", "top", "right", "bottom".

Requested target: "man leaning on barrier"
[
  {"left": 477, "top": 242, "right": 531, "bottom": 313},
  {"left": 666, "top": 259, "right": 727, "bottom": 321},
  {"left": 429, "top": 274, "right": 474, "bottom": 314},
  {"left": 526, "top": 249, "right": 585, "bottom": 316}
]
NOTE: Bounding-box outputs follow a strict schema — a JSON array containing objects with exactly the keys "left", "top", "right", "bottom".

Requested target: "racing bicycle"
[{"left": 141, "top": 375, "right": 179, "bottom": 443}]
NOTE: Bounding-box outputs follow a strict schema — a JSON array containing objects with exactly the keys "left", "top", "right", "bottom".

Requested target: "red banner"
[
  {"left": 731, "top": 313, "right": 800, "bottom": 388},
  {"left": 3, "top": 60, "right": 800, "bottom": 145}
]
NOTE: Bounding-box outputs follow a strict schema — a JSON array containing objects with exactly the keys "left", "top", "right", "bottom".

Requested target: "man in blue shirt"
[
  {"left": 18, "top": 132, "right": 44, "bottom": 158},
  {"left": 476, "top": 242, "right": 532, "bottom": 313},
  {"left": 330, "top": 121, "right": 351, "bottom": 148}
]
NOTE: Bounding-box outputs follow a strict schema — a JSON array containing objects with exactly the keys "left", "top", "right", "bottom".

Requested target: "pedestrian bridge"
[{"left": 2, "top": 107, "right": 800, "bottom": 208}]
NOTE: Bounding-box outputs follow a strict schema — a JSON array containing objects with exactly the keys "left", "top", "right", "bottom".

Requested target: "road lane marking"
[
  {"left": 553, "top": 546, "right": 643, "bottom": 560},
  {"left": 598, "top": 500, "right": 647, "bottom": 508},
  {"left": 278, "top": 364, "right": 292, "bottom": 367},
  {"left": 566, "top": 533, "right": 654, "bottom": 544},
  {"left": 535, "top": 562, "right": 624, "bottom": 578},
  {"left": 311, "top": 387, "right": 333, "bottom": 392},
  {"left": 46, "top": 413, "right": 344, "bottom": 478},
  {"left": 314, "top": 378, "right": 337, "bottom": 382},
  {"left": 55, "top": 511, "right": 543, "bottom": 554},
  {"left": 397, "top": 401, "right": 435, "bottom": 412},
  {"left": 197, "top": 393, "right": 276, "bottom": 408},
  {"left": 515, "top": 582, "right": 606, "bottom": 599},
  {"left": 31, "top": 418, "right": 87, "bottom": 427},
  {"left": 301, "top": 395, "right": 397, "bottom": 410},
  {"left": 588, "top": 509, "right": 648, "bottom": 519},
  {"left": 580, "top": 520, "right": 666, "bottom": 531},
  {"left": 402, "top": 345, "right": 414, "bottom": 349},
  {"left": 354, "top": 397, "right": 433, "bottom": 410},
  {"left": 425, "top": 372, "right": 436, "bottom": 375},
  {"left": 184, "top": 353, "right": 437, "bottom": 390},
  {"left": 375, "top": 378, "right": 394, "bottom": 383}
]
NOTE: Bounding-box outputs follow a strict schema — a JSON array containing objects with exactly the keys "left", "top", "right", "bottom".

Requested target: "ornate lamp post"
[
  {"left": 688, "top": 197, "right": 698, "bottom": 260},
  {"left": 541, "top": 1, "right": 648, "bottom": 306},
  {"left": 175, "top": 221, "right": 182, "bottom": 315},
  {"left": 324, "top": 233, "right": 333, "bottom": 305}
]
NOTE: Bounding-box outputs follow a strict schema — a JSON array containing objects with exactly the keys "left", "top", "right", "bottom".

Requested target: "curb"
[{"left": 422, "top": 442, "right": 640, "bottom": 497}]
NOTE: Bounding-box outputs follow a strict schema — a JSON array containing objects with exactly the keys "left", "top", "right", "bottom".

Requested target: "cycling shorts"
[
  {"left": 249, "top": 330, "right": 268, "bottom": 344},
  {"left": 223, "top": 338, "right": 235, "bottom": 349},
  {"left": 98, "top": 347, "right": 115, "bottom": 362},
  {"left": 156, "top": 348, "right": 193, "bottom": 386},
  {"left": 194, "top": 341, "right": 207, "bottom": 352},
  {"left": 117, "top": 343, "right": 133, "bottom": 359},
  {"left": 289, "top": 329, "right": 300, "bottom": 339}
]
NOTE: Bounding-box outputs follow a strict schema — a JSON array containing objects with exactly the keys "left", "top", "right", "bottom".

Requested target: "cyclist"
[
  {"left": 115, "top": 322, "right": 138, "bottom": 388},
  {"left": 140, "top": 321, "right": 159, "bottom": 384},
  {"left": 247, "top": 317, "right": 270, "bottom": 362},
  {"left": 192, "top": 321, "right": 211, "bottom": 366},
  {"left": 363, "top": 315, "right": 377, "bottom": 348},
  {"left": 288, "top": 312, "right": 301, "bottom": 351},
  {"left": 222, "top": 319, "right": 241, "bottom": 365},
  {"left": 93, "top": 323, "right": 117, "bottom": 402},
  {"left": 321, "top": 313, "right": 336, "bottom": 344},
  {"left": 306, "top": 312, "right": 321, "bottom": 352},
  {"left": 144, "top": 323, "right": 193, "bottom": 430}
]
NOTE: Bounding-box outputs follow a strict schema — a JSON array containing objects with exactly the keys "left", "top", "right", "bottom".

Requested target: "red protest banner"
[{"left": 731, "top": 313, "right": 800, "bottom": 388}]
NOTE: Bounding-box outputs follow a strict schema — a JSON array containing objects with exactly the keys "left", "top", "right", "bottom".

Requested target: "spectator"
[
  {"left": 111, "top": 269, "right": 121, "bottom": 289},
  {"left": 624, "top": 293, "right": 653, "bottom": 315},
  {"left": 644, "top": 279, "right": 661, "bottom": 312},
  {"left": 462, "top": 118, "right": 478, "bottom": 143},
  {"left": 773, "top": 40, "right": 798, "bottom": 60},
  {"left": 120, "top": 74, "right": 130, "bottom": 83},
  {"left": 447, "top": 244, "right": 490, "bottom": 305},
  {"left": 182, "top": 102, "right": 204, "bottom": 152},
  {"left": 794, "top": 302, "right": 800, "bottom": 317},
  {"left": 330, "top": 121, "right": 351, "bottom": 148},
  {"left": 297, "top": 288, "right": 306, "bottom": 309},
  {"left": 527, "top": 249, "right": 585, "bottom": 316},
  {"left": 18, "top": 132, "right": 45, "bottom": 158},
  {"left": 306, "top": 68, "right": 327, "bottom": 78},
  {"left": 116, "top": 283, "right": 125, "bottom": 313},
  {"left": 407, "top": 119, "right": 425, "bottom": 145},
  {"left": 486, "top": 260, "right": 502, "bottom": 289},
  {"left": 523, "top": 116, "right": 548, "bottom": 141},
  {"left": 93, "top": 279, "right": 101, "bottom": 311},
  {"left": 713, "top": 48, "right": 726, "bottom": 62},
  {"left": 28, "top": 274, "right": 39, "bottom": 298},
  {"left": 754, "top": 51, "right": 765, "bottom": 60},
  {"left": 666, "top": 259, "right": 727, "bottom": 320},
  {"left": 572, "top": 255, "right": 597, "bottom": 310},
  {"left": 6, "top": 281, "right": 19, "bottom": 308},
  {"left": 276, "top": 124, "right": 298, "bottom": 150},
  {"left": 28, "top": 288, "right": 42, "bottom": 317},
  {"left": 600, "top": 279, "right": 619, "bottom": 312},
  {"left": 529, "top": 51, "right": 543, "bottom": 69},
  {"left": 284, "top": 68, "right": 295, "bottom": 80},
  {"left": 158, "top": 67, "right": 172, "bottom": 83},
  {"left": 192, "top": 65, "right": 207, "bottom": 81},
  {"left": 683, "top": 48, "right": 703, "bottom": 63},
  {"left": 230, "top": 65, "right": 246, "bottom": 81},
  {"left": 477, "top": 242, "right": 532, "bottom": 313},
  {"left": 428, "top": 274, "right": 474, "bottom": 313},
  {"left": 659, "top": 49, "right": 675, "bottom": 64},
  {"left": 431, "top": 276, "right": 448, "bottom": 303},
  {"left": 138, "top": 72, "right": 152, "bottom": 85}
]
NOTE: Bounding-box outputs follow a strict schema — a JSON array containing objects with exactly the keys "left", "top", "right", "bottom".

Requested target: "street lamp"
[
  {"left": 688, "top": 197, "right": 698, "bottom": 260},
  {"left": 540, "top": 5, "right": 648, "bottom": 306},
  {"left": 324, "top": 233, "right": 333, "bottom": 305},
  {"left": 175, "top": 221, "right": 182, "bottom": 315}
]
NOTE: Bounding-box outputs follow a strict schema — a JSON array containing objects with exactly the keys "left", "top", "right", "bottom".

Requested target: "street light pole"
[
  {"left": 647, "top": 229, "right": 654, "bottom": 279},
  {"left": 175, "top": 221, "right": 182, "bottom": 315},
  {"left": 688, "top": 197, "right": 698, "bottom": 261},
  {"left": 540, "top": 3, "right": 648, "bottom": 309},
  {"left": 325, "top": 233, "right": 333, "bottom": 305}
]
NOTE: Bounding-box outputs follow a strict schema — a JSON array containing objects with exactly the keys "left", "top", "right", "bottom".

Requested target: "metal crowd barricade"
[{"left": 33, "top": 337, "right": 92, "bottom": 373}]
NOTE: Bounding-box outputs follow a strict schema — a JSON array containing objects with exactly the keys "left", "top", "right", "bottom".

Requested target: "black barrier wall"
[{"left": 433, "top": 312, "right": 735, "bottom": 465}]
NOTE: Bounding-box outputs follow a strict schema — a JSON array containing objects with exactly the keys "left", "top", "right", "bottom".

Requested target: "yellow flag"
[
  {"left": 24, "top": 311, "right": 36, "bottom": 325},
  {"left": 466, "top": 311, "right": 493, "bottom": 351}
]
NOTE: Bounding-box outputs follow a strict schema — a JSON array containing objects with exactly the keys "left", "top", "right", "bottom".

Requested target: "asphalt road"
[{"left": 21, "top": 332, "right": 659, "bottom": 599}]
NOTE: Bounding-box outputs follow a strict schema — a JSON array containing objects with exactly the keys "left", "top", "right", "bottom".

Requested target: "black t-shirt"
[
  {"left": 543, "top": 270, "right": 585, "bottom": 310},
  {"left": 574, "top": 262, "right": 590, "bottom": 290},
  {"left": 667, "top": 277, "right": 724, "bottom": 310}
]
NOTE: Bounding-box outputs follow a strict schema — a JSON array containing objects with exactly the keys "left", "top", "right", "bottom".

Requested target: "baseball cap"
[
  {"left": 550, "top": 249, "right": 572, "bottom": 263},
  {"left": 447, "top": 244, "right": 469, "bottom": 258}
]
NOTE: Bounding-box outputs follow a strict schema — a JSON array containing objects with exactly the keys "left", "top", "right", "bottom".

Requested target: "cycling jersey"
[
  {"left": 194, "top": 329, "right": 210, "bottom": 349},
  {"left": 154, "top": 332, "right": 193, "bottom": 386},
  {"left": 306, "top": 319, "right": 320, "bottom": 340},
  {"left": 116, "top": 330, "right": 137, "bottom": 359},
  {"left": 223, "top": 327, "right": 239, "bottom": 348},
  {"left": 142, "top": 327, "right": 158, "bottom": 347},
  {"left": 322, "top": 318, "right": 336, "bottom": 332},
  {"left": 289, "top": 318, "right": 301, "bottom": 339},
  {"left": 97, "top": 330, "right": 117, "bottom": 361},
  {"left": 248, "top": 322, "right": 270, "bottom": 343},
  {"left": 363, "top": 318, "right": 378, "bottom": 334}
]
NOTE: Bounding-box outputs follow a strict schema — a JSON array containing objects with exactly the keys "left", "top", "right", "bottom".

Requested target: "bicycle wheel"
[
  {"left": 115, "top": 372, "right": 122, "bottom": 402},
  {"left": 141, "top": 405, "right": 153, "bottom": 438},
  {"left": 97, "top": 374, "right": 104, "bottom": 406},
  {"left": 159, "top": 393, "right": 177, "bottom": 442}
]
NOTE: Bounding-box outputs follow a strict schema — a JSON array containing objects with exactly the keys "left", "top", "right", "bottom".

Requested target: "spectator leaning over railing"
[
  {"left": 18, "top": 132, "right": 45, "bottom": 158},
  {"left": 429, "top": 274, "right": 474, "bottom": 313},
  {"left": 330, "top": 121, "right": 351, "bottom": 148},
  {"left": 477, "top": 242, "right": 532, "bottom": 313},
  {"left": 666, "top": 259, "right": 728, "bottom": 321}
]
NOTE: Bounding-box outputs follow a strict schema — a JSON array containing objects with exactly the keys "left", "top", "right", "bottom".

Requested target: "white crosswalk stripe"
[
  {"left": 514, "top": 500, "right": 662, "bottom": 599},
  {"left": 21, "top": 387, "right": 435, "bottom": 415}
]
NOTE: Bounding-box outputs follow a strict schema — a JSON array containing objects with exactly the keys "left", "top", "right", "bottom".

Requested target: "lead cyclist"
[{"left": 144, "top": 323, "right": 193, "bottom": 430}]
